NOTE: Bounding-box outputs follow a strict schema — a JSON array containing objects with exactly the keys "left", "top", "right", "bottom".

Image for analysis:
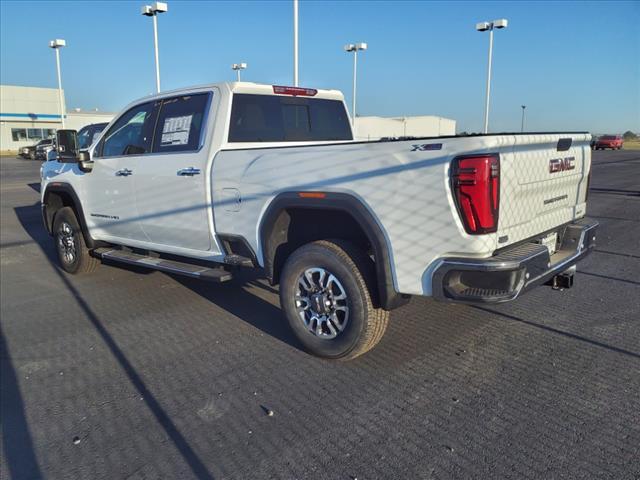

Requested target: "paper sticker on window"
[{"left": 161, "top": 115, "right": 192, "bottom": 146}]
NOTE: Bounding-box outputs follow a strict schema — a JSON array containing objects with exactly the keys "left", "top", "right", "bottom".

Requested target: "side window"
[
  {"left": 99, "top": 102, "right": 156, "bottom": 157},
  {"left": 152, "top": 93, "right": 210, "bottom": 153}
]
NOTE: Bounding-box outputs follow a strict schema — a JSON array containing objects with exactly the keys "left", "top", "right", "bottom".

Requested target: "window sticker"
[{"left": 161, "top": 115, "right": 192, "bottom": 146}]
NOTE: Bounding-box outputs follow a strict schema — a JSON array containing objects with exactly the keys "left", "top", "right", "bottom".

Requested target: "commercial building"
[
  {"left": 0, "top": 85, "right": 114, "bottom": 152},
  {"left": 354, "top": 115, "right": 456, "bottom": 141}
]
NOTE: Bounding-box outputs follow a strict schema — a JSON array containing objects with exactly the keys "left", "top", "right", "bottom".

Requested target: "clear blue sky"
[{"left": 1, "top": 0, "right": 638, "bottom": 133}]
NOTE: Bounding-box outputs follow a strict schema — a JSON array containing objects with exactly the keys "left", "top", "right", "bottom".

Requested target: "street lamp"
[
  {"left": 476, "top": 18, "right": 508, "bottom": 134},
  {"left": 293, "top": 0, "right": 299, "bottom": 86},
  {"left": 141, "top": 1, "right": 168, "bottom": 93},
  {"left": 521, "top": 105, "right": 526, "bottom": 132},
  {"left": 49, "top": 39, "right": 66, "bottom": 128},
  {"left": 344, "top": 42, "right": 367, "bottom": 128},
  {"left": 232, "top": 63, "right": 247, "bottom": 81}
]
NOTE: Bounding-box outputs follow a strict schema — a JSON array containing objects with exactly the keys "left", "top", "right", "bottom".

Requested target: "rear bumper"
[{"left": 432, "top": 219, "right": 598, "bottom": 303}]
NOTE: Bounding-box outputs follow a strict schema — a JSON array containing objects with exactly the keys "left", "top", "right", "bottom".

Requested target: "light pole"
[
  {"left": 521, "top": 105, "right": 526, "bottom": 132},
  {"left": 293, "top": 0, "right": 299, "bottom": 86},
  {"left": 232, "top": 63, "right": 247, "bottom": 81},
  {"left": 476, "top": 18, "right": 508, "bottom": 134},
  {"left": 49, "top": 39, "right": 66, "bottom": 128},
  {"left": 344, "top": 42, "right": 367, "bottom": 128},
  {"left": 141, "top": 2, "right": 168, "bottom": 93}
]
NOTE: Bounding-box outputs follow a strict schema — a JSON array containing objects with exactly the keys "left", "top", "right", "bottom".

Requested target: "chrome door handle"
[
  {"left": 177, "top": 167, "right": 201, "bottom": 176},
  {"left": 115, "top": 168, "right": 133, "bottom": 176}
]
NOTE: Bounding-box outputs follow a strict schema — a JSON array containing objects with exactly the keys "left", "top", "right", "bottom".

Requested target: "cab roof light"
[
  {"left": 298, "top": 192, "right": 326, "bottom": 199},
  {"left": 273, "top": 86, "right": 318, "bottom": 97}
]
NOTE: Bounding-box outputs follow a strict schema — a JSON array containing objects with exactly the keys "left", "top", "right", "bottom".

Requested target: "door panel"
[{"left": 133, "top": 92, "right": 220, "bottom": 253}]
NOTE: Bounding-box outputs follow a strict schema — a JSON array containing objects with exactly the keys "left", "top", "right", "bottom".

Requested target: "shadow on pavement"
[
  {"left": 13, "top": 201, "right": 216, "bottom": 480},
  {"left": 0, "top": 323, "right": 43, "bottom": 480}
]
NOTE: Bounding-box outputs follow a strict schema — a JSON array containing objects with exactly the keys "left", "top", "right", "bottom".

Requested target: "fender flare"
[
  {"left": 42, "top": 183, "right": 96, "bottom": 248},
  {"left": 259, "top": 191, "right": 408, "bottom": 310}
]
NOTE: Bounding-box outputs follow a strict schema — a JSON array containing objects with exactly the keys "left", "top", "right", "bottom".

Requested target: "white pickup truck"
[{"left": 42, "top": 82, "right": 598, "bottom": 359}]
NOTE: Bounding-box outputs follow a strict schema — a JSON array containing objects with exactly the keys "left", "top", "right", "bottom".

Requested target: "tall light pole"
[
  {"left": 476, "top": 18, "right": 508, "bottom": 134},
  {"left": 521, "top": 105, "right": 526, "bottom": 132},
  {"left": 232, "top": 63, "right": 247, "bottom": 81},
  {"left": 293, "top": 0, "right": 299, "bottom": 86},
  {"left": 344, "top": 42, "right": 367, "bottom": 128},
  {"left": 49, "top": 39, "right": 66, "bottom": 128},
  {"left": 141, "top": 2, "right": 168, "bottom": 93}
]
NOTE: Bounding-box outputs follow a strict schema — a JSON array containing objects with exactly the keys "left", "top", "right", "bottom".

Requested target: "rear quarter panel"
[{"left": 212, "top": 136, "right": 520, "bottom": 295}]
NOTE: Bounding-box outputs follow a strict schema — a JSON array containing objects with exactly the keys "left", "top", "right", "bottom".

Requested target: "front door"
[
  {"left": 82, "top": 100, "right": 157, "bottom": 242},
  {"left": 133, "top": 92, "right": 220, "bottom": 253}
]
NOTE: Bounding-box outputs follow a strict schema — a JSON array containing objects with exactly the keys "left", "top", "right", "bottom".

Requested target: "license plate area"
[{"left": 537, "top": 232, "right": 558, "bottom": 256}]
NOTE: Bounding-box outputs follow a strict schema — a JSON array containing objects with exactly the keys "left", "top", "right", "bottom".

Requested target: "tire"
[
  {"left": 279, "top": 239, "right": 389, "bottom": 360},
  {"left": 52, "top": 207, "right": 99, "bottom": 274}
]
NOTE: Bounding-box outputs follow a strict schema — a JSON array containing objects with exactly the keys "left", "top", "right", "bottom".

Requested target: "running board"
[{"left": 93, "top": 248, "right": 233, "bottom": 283}]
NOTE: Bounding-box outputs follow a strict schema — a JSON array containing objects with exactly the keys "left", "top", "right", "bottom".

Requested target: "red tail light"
[
  {"left": 272, "top": 85, "right": 318, "bottom": 96},
  {"left": 451, "top": 154, "right": 500, "bottom": 234}
]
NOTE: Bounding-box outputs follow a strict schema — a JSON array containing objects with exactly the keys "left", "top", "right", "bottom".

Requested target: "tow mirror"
[{"left": 56, "top": 130, "right": 78, "bottom": 163}]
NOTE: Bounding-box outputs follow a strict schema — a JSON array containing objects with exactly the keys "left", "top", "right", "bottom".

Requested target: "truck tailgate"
[{"left": 498, "top": 133, "right": 591, "bottom": 246}]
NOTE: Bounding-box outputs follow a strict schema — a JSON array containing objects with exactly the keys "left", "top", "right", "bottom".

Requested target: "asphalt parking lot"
[{"left": 1, "top": 150, "right": 639, "bottom": 480}]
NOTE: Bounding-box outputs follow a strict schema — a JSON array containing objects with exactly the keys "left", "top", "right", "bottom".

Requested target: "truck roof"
[{"left": 140, "top": 81, "right": 346, "bottom": 103}]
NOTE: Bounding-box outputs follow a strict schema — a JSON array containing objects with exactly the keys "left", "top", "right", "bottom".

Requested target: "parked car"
[
  {"left": 595, "top": 135, "right": 623, "bottom": 150},
  {"left": 590, "top": 135, "right": 599, "bottom": 150},
  {"left": 35, "top": 141, "right": 57, "bottom": 161},
  {"left": 19, "top": 138, "right": 54, "bottom": 160},
  {"left": 41, "top": 82, "right": 598, "bottom": 360}
]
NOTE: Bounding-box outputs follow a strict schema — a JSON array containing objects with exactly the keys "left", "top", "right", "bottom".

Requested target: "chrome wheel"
[
  {"left": 57, "top": 222, "right": 76, "bottom": 264},
  {"left": 295, "top": 267, "right": 349, "bottom": 339}
]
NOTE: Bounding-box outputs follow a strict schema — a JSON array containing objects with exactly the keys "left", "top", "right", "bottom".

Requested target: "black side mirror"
[{"left": 56, "top": 130, "right": 79, "bottom": 163}]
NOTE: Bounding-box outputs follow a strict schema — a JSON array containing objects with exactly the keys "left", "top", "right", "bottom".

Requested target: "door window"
[
  {"left": 99, "top": 102, "right": 156, "bottom": 157},
  {"left": 152, "top": 93, "right": 210, "bottom": 153}
]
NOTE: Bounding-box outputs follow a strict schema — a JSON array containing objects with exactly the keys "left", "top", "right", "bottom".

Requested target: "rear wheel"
[
  {"left": 53, "top": 207, "right": 99, "bottom": 274},
  {"left": 279, "top": 240, "right": 389, "bottom": 360}
]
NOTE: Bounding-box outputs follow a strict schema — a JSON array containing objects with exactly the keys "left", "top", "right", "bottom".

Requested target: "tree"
[{"left": 623, "top": 130, "right": 638, "bottom": 140}]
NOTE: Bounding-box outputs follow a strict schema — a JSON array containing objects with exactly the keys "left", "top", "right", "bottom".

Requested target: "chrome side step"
[{"left": 93, "top": 248, "right": 233, "bottom": 283}]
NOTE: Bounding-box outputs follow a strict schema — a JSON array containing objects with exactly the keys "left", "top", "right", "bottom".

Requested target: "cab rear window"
[{"left": 228, "top": 94, "right": 352, "bottom": 142}]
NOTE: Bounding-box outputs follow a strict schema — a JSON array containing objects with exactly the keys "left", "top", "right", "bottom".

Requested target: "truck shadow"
[{"left": 12, "top": 201, "right": 217, "bottom": 480}]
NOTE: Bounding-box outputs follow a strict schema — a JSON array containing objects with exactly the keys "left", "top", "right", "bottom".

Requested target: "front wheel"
[
  {"left": 53, "top": 207, "right": 99, "bottom": 274},
  {"left": 279, "top": 240, "right": 389, "bottom": 360}
]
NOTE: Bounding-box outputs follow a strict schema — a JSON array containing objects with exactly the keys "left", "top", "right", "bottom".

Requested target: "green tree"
[{"left": 623, "top": 130, "right": 638, "bottom": 140}]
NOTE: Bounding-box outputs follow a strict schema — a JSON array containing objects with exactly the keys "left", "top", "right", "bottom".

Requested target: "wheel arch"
[
  {"left": 42, "top": 183, "right": 96, "bottom": 248},
  {"left": 258, "top": 192, "right": 408, "bottom": 311}
]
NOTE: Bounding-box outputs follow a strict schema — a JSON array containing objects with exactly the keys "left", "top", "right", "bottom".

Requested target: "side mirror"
[{"left": 56, "top": 130, "right": 79, "bottom": 163}]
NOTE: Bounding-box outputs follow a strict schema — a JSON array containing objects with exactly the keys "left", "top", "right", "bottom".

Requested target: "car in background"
[
  {"left": 590, "top": 135, "right": 599, "bottom": 150},
  {"left": 19, "top": 138, "right": 54, "bottom": 160},
  {"left": 77, "top": 122, "right": 109, "bottom": 150},
  {"left": 35, "top": 141, "right": 57, "bottom": 161},
  {"left": 595, "top": 135, "right": 623, "bottom": 150}
]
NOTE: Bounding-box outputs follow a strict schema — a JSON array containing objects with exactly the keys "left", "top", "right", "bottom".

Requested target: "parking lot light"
[
  {"left": 232, "top": 63, "right": 247, "bottom": 81},
  {"left": 344, "top": 42, "right": 367, "bottom": 128},
  {"left": 521, "top": 105, "right": 526, "bottom": 132},
  {"left": 476, "top": 18, "right": 508, "bottom": 133},
  {"left": 48, "top": 39, "right": 66, "bottom": 128},
  {"left": 141, "top": 2, "right": 168, "bottom": 93}
]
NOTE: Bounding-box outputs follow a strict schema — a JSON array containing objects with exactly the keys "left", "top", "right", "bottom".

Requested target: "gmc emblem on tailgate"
[{"left": 549, "top": 156, "right": 575, "bottom": 173}]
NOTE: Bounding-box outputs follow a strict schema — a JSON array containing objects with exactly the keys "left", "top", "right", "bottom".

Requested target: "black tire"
[
  {"left": 279, "top": 239, "right": 389, "bottom": 360},
  {"left": 53, "top": 207, "right": 99, "bottom": 274}
]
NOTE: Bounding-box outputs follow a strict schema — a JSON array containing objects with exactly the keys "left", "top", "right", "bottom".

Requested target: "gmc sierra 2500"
[{"left": 41, "top": 82, "right": 598, "bottom": 360}]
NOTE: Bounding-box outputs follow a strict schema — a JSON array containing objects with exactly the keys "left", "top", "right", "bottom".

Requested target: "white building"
[
  {"left": 354, "top": 115, "right": 456, "bottom": 141},
  {"left": 0, "top": 85, "right": 114, "bottom": 152}
]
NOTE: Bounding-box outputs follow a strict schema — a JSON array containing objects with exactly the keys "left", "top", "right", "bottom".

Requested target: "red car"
[{"left": 595, "top": 135, "right": 624, "bottom": 150}]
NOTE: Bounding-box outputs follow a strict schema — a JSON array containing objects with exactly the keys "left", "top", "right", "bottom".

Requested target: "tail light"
[
  {"left": 272, "top": 85, "right": 317, "bottom": 96},
  {"left": 451, "top": 154, "right": 500, "bottom": 234}
]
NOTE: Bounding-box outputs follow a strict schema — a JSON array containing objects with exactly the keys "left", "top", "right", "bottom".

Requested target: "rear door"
[
  {"left": 133, "top": 91, "right": 221, "bottom": 253},
  {"left": 498, "top": 133, "right": 590, "bottom": 246}
]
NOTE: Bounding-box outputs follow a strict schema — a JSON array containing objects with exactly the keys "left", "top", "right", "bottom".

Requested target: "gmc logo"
[{"left": 549, "top": 156, "right": 575, "bottom": 173}]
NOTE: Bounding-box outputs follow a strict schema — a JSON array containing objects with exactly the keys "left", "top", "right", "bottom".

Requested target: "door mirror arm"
[{"left": 78, "top": 151, "right": 94, "bottom": 173}]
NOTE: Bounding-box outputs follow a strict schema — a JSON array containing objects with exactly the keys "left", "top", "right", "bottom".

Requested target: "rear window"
[{"left": 228, "top": 94, "right": 352, "bottom": 142}]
